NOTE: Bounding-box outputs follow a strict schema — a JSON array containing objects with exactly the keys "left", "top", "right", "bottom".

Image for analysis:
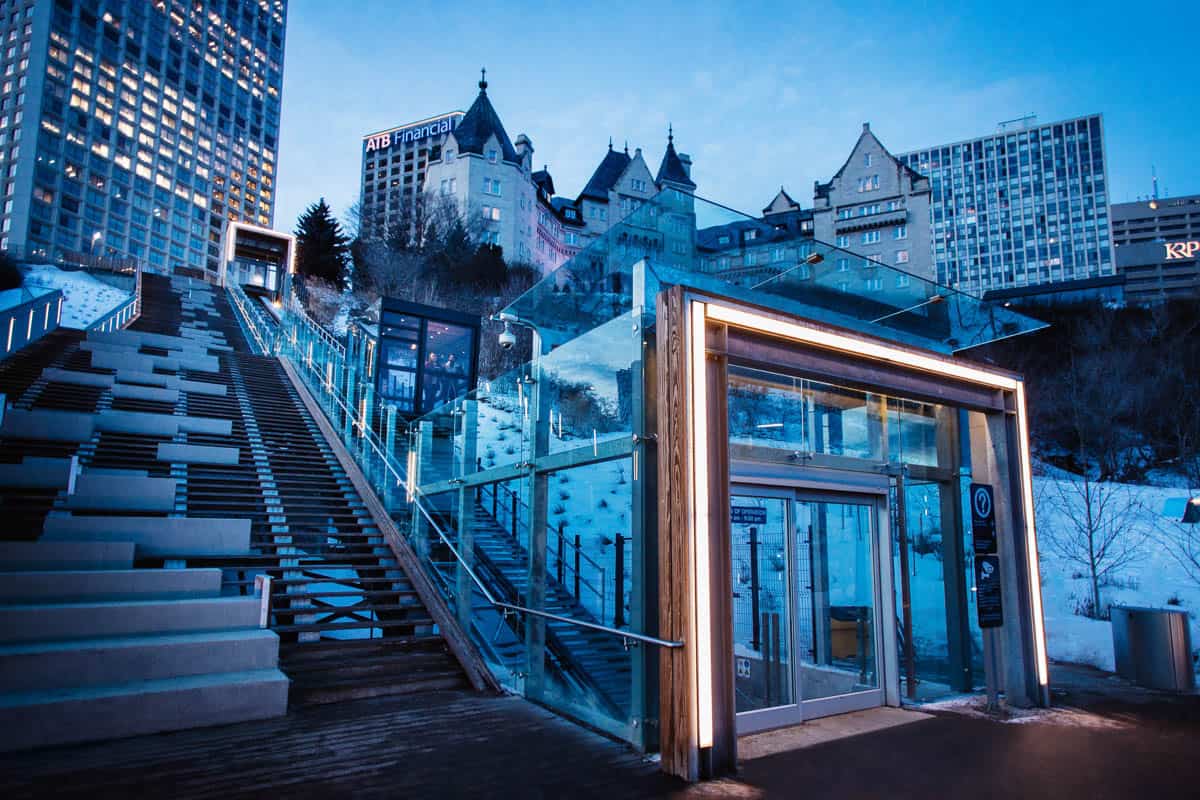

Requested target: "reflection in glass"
[
  {"left": 795, "top": 499, "right": 878, "bottom": 699},
  {"left": 421, "top": 321, "right": 473, "bottom": 411},
  {"left": 730, "top": 494, "right": 794, "bottom": 713}
]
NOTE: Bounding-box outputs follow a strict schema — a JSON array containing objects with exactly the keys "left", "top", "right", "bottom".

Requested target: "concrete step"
[
  {"left": 0, "top": 408, "right": 95, "bottom": 442},
  {"left": 0, "top": 541, "right": 134, "bottom": 571},
  {"left": 65, "top": 474, "right": 177, "bottom": 513},
  {"left": 43, "top": 515, "right": 251, "bottom": 556},
  {"left": 0, "top": 568, "right": 222, "bottom": 603},
  {"left": 0, "top": 628, "right": 280, "bottom": 692},
  {"left": 95, "top": 409, "right": 231, "bottom": 437},
  {"left": 110, "top": 382, "right": 180, "bottom": 404},
  {"left": 0, "top": 456, "right": 76, "bottom": 490},
  {"left": 0, "top": 595, "right": 261, "bottom": 644},
  {"left": 40, "top": 368, "right": 116, "bottom": 388},
  {"left": 157, "top": 442, "right": 239, "bottom": 465},
  {"left": 0, "top": 668, "right": 289, "bottom": 753}
]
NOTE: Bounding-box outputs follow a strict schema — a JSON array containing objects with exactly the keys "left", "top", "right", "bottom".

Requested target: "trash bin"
[{"left": 1110, "top": 605, "right": 1195, "bottom": 692}]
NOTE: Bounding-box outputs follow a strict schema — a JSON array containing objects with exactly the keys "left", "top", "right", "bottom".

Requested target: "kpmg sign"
[
  {"left": 364, "top": 114, "right": 460, "bottom": 153},
  {"left": 1165, "top": 241, "right": 1200, "bottom": 261}
]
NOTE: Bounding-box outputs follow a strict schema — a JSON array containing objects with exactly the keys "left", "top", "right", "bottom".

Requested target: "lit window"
[{"left": 896, "top": 250, "right": 909, "bottom": 264}]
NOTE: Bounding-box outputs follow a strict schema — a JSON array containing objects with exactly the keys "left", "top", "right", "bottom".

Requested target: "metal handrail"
[
  {"left": 479, "top": 480, "right": 611, "bottom": 623},
  {"left": 246, "top": 294, "right": 683, "bottom": 650},
  {"left": 412, "top": 491, "right": 682, "bottom": 650}
]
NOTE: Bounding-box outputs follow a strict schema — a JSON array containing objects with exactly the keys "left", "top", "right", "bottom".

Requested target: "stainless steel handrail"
[
  {"left": 255, "top": 295, "right": 684, "bottom": 651},
  {"left": 411, "top": 487, "right": 683, "bottom": 650}
]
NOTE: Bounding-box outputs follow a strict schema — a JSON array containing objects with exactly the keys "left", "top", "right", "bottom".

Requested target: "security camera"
[{"left": 498, "top": 321, "right": 516, "bottom": 351}]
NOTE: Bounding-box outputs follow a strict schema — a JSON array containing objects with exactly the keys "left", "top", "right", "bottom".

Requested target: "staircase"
[
  {"left": 0, "top": 539, "right": 287, "bottom": 752},
  {"left": 463, "top": 500, "right": 634, "bottom": 713},
  {"left": 0, "top": 272, "right": 475, "bottom": 751}
]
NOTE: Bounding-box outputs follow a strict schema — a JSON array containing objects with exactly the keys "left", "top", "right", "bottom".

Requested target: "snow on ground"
[
  {"left": 1034, "top": 476, "right": 1200, "bottom": 674},
  {"left": 922, "top": 694, "right": 1133, "bottom": 728},
  {"left": 20, "top": 264, "right": 132, "bottom": 329}
]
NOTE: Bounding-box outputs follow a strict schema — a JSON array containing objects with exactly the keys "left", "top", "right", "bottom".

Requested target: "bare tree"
[{"left": 1040, "top": 474, "right": 1148, "bottom": 618}]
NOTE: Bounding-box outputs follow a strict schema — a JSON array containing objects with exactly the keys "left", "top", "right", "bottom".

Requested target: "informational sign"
[
  {"left": 975, "top": 555, "right": 1004, "bottom": 628},
  {"left": 731, "top": 506, "right": 768, "bottom": 526},
  {"left": 970, "top": 482, "right": 997, "bottom": 555}
]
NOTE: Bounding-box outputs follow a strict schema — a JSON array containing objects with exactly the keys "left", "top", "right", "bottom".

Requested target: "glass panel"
[
  {"left": 727, "top": 364, "right": 884, "bottom": 461},
  {"left": 730, "top": 493, "right": 794, "bottom": 713},
  {"left": 420, "top": 321, "right": 472, "bottom": 410},
  {"left": 796, "top": 498, "right": 878, "bottom": 699},
  {"left": 887, "top": 398, "right": 941, "bottom": 467}
]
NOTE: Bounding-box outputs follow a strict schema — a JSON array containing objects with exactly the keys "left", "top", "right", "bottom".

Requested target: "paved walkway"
[{"left": 2, "top": 664, "right": 1197, "bottom": 798}]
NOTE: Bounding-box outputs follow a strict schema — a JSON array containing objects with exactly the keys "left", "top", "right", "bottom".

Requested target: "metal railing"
[
  {"left": 232, "top": 286, "right": 682, "bottom": 652},
  {"left": 478, "top": 479, "right": 610, "bottom": 625}
]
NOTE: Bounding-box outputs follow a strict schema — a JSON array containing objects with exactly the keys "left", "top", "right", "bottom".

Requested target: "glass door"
[
  {"left": 731, "top": 489, "right": 801, "bottom": 732},
  {"left": 733, "top": 487, "right": 886, "bottom": 734},
  {"left": 793, "top": 494, "right": 884, "bottom": 719}
]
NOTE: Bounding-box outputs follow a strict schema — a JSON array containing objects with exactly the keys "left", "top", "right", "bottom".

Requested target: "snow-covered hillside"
[
  {"left": 20, "top": 265, "right": 133, "bottom": 329},
  {"left": 1034, "top": 475, "right": 1198, "bottom": 672}
]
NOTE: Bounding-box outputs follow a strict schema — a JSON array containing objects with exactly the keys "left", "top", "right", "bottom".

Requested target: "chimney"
[{"left": 862, "top": 122, "right": 870, "bottom": 133}]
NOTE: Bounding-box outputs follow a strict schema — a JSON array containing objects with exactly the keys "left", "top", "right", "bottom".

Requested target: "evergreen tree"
[
  {"left": 0, "top": 251, "right": 23, "bottom": 290},
  {"left": 294, "top": 198, "right": 350, "bottom": 290}
]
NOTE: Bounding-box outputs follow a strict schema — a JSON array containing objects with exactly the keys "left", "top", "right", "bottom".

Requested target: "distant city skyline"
[{"left": 275, "top": 0, "right": 1198, "bottom": 234}]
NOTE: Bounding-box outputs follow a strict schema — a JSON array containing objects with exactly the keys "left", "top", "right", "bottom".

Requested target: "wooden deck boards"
[{"left": 0, "top": 691, "right": 684, "bottom": 799}]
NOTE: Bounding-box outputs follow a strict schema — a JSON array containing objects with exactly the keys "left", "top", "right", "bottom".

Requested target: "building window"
[
  {"left": 866, "top": 277, "right": 883, "bottom": 291},
  {"left": 631, "top": 178, "right": 647, "bottom": 192},
  {"left": 864, "top": 153, "right": 873, "bottom": 167},
  {"left": 857, "top": 175, "right": 880, "bottom": 192},
  {"left": 440, "top": 179, "right": 448, "bottom": 195},
  {"left": 484, "top": 178, "right": 501, "bottom": 195},
  {"left": 481, "top": 206, "right": 501, "bottom": 221},
  {"left": 896, "top": 274, "right": 911, "bottom": 288},
  {"left": 718, "top": 234, "right": 730, "bottom": 245},
  {"left": 487, "top": 148, "right": 497, "bottom": 163},
  {"left": 444, "top": 149, "right": 454, "bottom": 162},
  {"left": 861, "top": 230, "right": 880, "bottom": 244},
  {"left": 836, "top": 235, "right": 849, "bottom": 247},
  {"left": 896, "top": 249, "right": 909, "bottom": 264},
  {"left": 894, "top": 224, "right": 907, "bottom": 239},
  {"left": 837, "top": 258, "right": 849, "bottom": 272}
]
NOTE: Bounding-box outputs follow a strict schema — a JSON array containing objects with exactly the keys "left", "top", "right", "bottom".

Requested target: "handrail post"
[
  {"left": 556, "top": 521, "right": 565, "bottom": 585},
  {"left": 510, "top": 489, "right": 518, "bottom": 539},
  {"left": 573, "top": 533, "right": 581, "bottom": 600},
  {"left": 614, "top": 533, "right": 625, "bottom": 628},
  {"left": 492, "top": 481, "right": 498, "bottom": 519}
]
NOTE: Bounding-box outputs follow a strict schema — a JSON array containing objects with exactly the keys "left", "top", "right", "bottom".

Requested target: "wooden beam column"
[{"left": 655, "top": 287, "right": 736, "bottom": 781}]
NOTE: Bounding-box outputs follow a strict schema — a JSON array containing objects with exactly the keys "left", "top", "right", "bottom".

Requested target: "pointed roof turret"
[
  {"left": 451, "top": 68, "right": 519, "bottom": 162},
  {"left": 578, "top": 141, "right": 633, "bottom": 202},
  {"left": 656, "top": 124, "right": 696, "bottom": 190}
]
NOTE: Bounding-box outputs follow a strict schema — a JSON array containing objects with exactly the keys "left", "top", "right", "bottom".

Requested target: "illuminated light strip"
[
  {"left": 56, "top": 297, "right": 62, "bottom": 324},
  {"left": 705, "top": 304, "right": 1018, "bottom": 391},
  {"left": 689, "top": 300, "right": 713, "bottom": 750},
  {"left": 1015, "top": 383, "right": 1049, "bottom": 687},
  {"left": 44, "top": 302, "right": 51, "bottom": 330},
  {"left": 6, "top": 317, "right": 12, "bottom": 351},
  {"left": 26, "top": 309, "right": 33, "bottom": 340},
  {"left": 703, "top": 300, "right": 1049, "bottom": 694}
]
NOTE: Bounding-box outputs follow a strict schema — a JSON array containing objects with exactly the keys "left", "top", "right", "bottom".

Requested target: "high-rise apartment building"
[
  {"left": 0, "top": 0, "right": 287, "bottom": 279},
  {"left": 897, "top": 114, "right": 1113, "bottom": 295}
]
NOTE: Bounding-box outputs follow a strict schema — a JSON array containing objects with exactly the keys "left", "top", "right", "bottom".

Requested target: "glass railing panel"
[{"left": 540, "top": 311, "right": 640, "bottom": 456}]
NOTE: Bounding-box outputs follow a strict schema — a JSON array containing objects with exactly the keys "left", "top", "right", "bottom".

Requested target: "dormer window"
[
  {"left": 444, "top": 149, "right": 454, "bottom": 162},
  {"left": 487, "top": 148, "right": 497, "bottom": 163},
  {"left": 631, "top": 178, "right": 647, "bottom": 192}
]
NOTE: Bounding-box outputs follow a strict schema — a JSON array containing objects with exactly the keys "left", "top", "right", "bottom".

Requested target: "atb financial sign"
[{"left": 364, "top": 113, "right": 462, "bottom": 154}]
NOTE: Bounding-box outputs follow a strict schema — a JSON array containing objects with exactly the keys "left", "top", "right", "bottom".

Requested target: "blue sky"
[{"left": 274, "top": 0, "right": 1198, "bottom": 232}]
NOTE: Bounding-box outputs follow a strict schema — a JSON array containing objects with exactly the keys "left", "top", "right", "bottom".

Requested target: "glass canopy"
[{"left": 501, "top": 190, "right": 1045, "bottom": 354}]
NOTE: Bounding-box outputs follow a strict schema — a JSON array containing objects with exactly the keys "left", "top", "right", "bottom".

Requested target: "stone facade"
[{"left": 812, "top": 123, "right": 933, "bottom": 283}]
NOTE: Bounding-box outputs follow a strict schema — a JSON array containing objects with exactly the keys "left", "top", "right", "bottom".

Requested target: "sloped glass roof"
[{"left": 501, "top": 190, "right": 1045, "bottom": 354}]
